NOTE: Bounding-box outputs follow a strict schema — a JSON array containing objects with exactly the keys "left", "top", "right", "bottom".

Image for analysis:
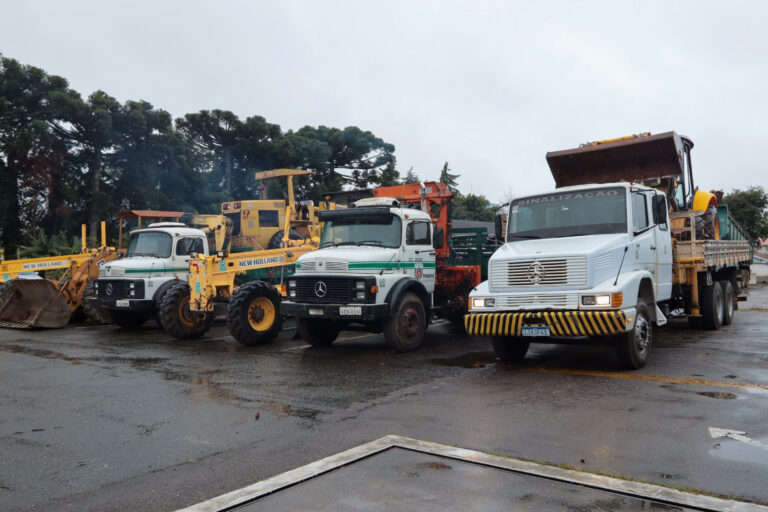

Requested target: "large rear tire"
[
  {"left": 227, "top": 281, "right": 282, "bottom": 345},
  {"left": 112, "top": 310, "right": 150, "bottom": 329},
  {"left": 384, "top": 292, "right": 426, "bottom": 352},
  {"left": 159, "top": 282, "right": 215, "bottom": 339},
  {"left": 267, "top": 229, "right": 303, "bottom": 249},
  {"left": 720, "top": 280, "right": 735, "bottom": 326},
  {"left": 297, "top": 317, "right": 342, "bottom": 347},
  {"left": 616, "top": 303, "right": 651, "bottom": 369},
  {"left": 492, "top": 336, "right": 530, "bottom": 362},
  {"left": 701, "top": 282, "right": 724, "bottom": 330}
]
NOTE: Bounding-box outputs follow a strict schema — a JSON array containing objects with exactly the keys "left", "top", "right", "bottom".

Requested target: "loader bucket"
[
  {"left": 0, "top": 279, "right": 71, "bottom": 329},
  {"left": 546, "top": 131, "right": 687, "bottom": 188}
]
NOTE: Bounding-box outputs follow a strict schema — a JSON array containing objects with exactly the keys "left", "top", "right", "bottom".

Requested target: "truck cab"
[
  {"left": 281, "top": 197, "right": 437, "bottom": 351},
  {"left": 89, "top": 223, "right": 209, "bottom": 328},
  {"left": 467, "top": 182, "right": 673, "bottom": 368}
]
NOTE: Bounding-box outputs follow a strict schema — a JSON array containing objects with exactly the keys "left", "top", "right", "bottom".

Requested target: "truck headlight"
[
  {"left": 289, "top": 290, "right": 296, "bottom": 297},
  {"left": 355, "top": 291, "right": 365, "bottom": 300},
  {"left": 582, "top": 294, "right": 612, "bottom": 306},
  {"left": 355, "top": 281, "right": 365, "bottom": 290},
  {"left": 288, "top": 280, "right": 296, "bottom": 289},
  {"left": 472, "top": 298, "right": 495, "bottom": 309},
  {"left": 129, "top": 282, "right": 135, "bottom": 289}
]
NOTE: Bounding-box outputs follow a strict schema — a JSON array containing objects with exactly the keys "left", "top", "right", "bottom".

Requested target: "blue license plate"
[{"left": 521, "top": 326, "right": 550, "bottom": 337}]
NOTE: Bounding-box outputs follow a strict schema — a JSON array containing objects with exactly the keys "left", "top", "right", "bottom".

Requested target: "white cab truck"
[
  {"left": 280, "top": 197, "right": 441, "bottom": 351},
  {"left": 464, "top": 132, "right": 752, "bottom": 368},
  {"left": 88, "top": 223, "right": 210, "bottom": 328}
]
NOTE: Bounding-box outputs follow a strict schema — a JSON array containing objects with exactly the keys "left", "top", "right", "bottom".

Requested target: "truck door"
[
  {"left": 174, "top": 237, "right": 205, "bottom": 278},
  {"left": 651, "top": 194, "right": 673, "bottom": 300},
  {"left": 631, "top": 191, "right": 659, "bottom": 296},
  {"left": 405, "top": 220, "right": 436, "bottom": 295}
]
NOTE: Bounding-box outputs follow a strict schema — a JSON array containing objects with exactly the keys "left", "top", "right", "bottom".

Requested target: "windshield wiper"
[
  {"left": 508, "top": 234, "right": 541, "bottom": 240},
  {"left": 358, "top": 240, "right": 384, "bottom": 246},
  {"left": 320, "top": 241, "right": 358, "bottom": 248}
]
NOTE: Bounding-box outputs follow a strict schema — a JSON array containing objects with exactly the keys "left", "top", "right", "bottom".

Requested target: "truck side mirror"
[
  {"left": 652, "top": 195, "right": 667, "bottom": 225},
  {"left": 433, "top": 227, "right": 444, "bottom": 249}
]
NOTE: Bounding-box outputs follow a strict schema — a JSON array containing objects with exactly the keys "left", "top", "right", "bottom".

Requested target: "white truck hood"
[
  {"left": 492, "top": 233, "right": 629, "bottom": 261},
  {"left": 101, "top": 257, "right": 176, "bottom": 278},
  {"left": 297, "top": 246, "right": 400, "bottom": 274}
]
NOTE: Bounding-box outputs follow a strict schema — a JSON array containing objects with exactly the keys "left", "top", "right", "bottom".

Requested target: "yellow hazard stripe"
[{"left": 464, "top": 310, "right": 628, "bottom": 337}]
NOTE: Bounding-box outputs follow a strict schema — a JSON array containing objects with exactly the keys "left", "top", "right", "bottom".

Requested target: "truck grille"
[
  {"left": 294, "top": 276, "right": 354, "bottom": 303},
  {"left": 490, "top": 257, "right": 587, "bottom": 288},
  {"left": 94, "top": 279, "right": 144, "bottom": 299},
  {"left": 496, "top": 294, "right": 579, "bottom": 309}
]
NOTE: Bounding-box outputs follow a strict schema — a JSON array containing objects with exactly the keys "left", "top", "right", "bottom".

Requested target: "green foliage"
[
  {"left": 439, "top": 162, "right": 460, "bottom": 194},
  {"left": 18, "top": 228, "right": 80, "bottom": 258},
  {"left": 453, "top": 193, "right": 495, "bottom": 222},
  {"left": 402, "top": 167, "right": 420, "bottom": 184},
  {"left": 722, "top": 186, "right": 768, "bottom": 243}
]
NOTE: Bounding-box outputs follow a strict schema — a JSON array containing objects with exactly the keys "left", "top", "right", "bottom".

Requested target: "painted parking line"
[{"left": 524, "top": 367, "right": 768, "bottom": 392}]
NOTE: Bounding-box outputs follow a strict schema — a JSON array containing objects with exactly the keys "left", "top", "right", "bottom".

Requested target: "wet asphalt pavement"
[{"left": 2, "top": 287, "right": 768, "bottom": 511}]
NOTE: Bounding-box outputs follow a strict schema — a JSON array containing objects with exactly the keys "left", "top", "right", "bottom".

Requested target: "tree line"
[{"left": 0, "top": 56, "right": 501, "bottom": 255}]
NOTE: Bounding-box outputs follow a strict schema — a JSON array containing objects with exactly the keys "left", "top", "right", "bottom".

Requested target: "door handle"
[{"left": 650, "top": 245, "right": 656, "bottom": 251}]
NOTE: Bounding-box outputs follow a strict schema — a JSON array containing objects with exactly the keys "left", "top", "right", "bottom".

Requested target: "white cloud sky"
[{"left": 2, "top": 0, "right": 766, "bottom": 202}]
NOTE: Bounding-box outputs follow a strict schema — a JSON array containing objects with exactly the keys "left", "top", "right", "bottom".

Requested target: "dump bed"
[{"left": 546, "top": 132, "right": 687, "bottom": 187}]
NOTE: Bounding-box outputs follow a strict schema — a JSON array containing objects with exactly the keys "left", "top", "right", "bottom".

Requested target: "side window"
[
  {"left": 176, "top": 237, "right": 205, "bottom": 256},
  {"left": 632, "top": 193, "right": 649, "bottom": 233},
  {"left": 406, "top": 222, "right": 431, "bottom": 245},
  {"left": 258, "top": 210, "right": 279, "bottom": 227}
]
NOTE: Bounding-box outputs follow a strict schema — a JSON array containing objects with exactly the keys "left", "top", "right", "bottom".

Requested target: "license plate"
[
  {"left": 115, "top": 299, "right": 130, "bottom": 308},
  {"left": 521, "top": 326, "right": 550, "bottom": 337},
  {"left": 340, "top": 306, "right": 362, "bottom": 316},
  {"left": 309, "top": 308, "right": 324, "bottom": 316}
]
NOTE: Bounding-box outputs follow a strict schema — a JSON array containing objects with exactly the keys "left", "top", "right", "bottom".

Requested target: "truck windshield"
[
  {"left": 127, "top": 232, "right": 173, "bottom": 258},
  {"left": 508, "top": 187, "right": 627, "bottom": 240},
  {"left": 321, "top": 215, "right": 402, "bottom": 248}
]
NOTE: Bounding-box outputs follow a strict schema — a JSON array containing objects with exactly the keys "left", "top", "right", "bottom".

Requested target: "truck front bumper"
[
  {"left": 88, "top": 298, "right": 155, "bottom": 313},
  {"left": 281, "top": 301, "right": 390, "bottom": 321},
  {"left": 464, "top": 310, "right": 629, "bottom": 337}
]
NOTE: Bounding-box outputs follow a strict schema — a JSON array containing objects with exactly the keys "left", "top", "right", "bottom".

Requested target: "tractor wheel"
[
  {"left": 384, "top": 292, "right": 426, "bottom": 352},
  {"left": 267, "top": 229, "right": 303, "bottom": 249},
  {"left": 159, "top": 282, "right": 215, "bottom": 339},
  {"left": 112, "top": 310, "right": 151, "bottom": 329},
  {"left": 695, "top": 206, "right": 720, "bottom": 240},
  {"left": 227, "top": 281, "right": 282, "bottom": 346},
  {"left": 492, "top": 337, "right": 530, "bottom": 362},
  {"left": 701, "top": 282, "right": 724, "bottom": 330},
  {"left": 297, "top": 317, "right": 342, "bottom": 347},
  {"left": 82, "top": 283, "right": 112, "bottom": 324},
  {"left": 720, "top": 280, "right": 735, "bottom": 326}
]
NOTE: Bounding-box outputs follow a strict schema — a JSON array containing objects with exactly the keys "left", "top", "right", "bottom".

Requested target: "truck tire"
[
  {"left": 267, "top": 229, "right": 303, "bottom": 249},
  {"left": 695, "top": 206, "right": 719, "bottom": 240},
  {"left": 227, "top": 281, "right": 282, "bottom": 346},
  {"left": 492, "top": 337, "right": 529, "bottom": 362},
  {"left": 159, "top": 283, "right": 214, "bottom": 339},
  {"left": 701, "top": 282, "right": 724, "bottom": 330},
  {"left": 720, "top": 280, "right": 735, "bottom": 326},
  {"left": 297, "top": 317, "right": 342, "bottom": 347},
  {"left": 112, "top": 310, "right": 150, "bottom": 329},
  {"left": 82, "top": 283, "right": 112, "bottom": 324},
  {"left": 616, "top": 303, "right": 651, "bottom": 369},
  {"left": 384, "top": 292, "right": 426, "bottom": 352}
]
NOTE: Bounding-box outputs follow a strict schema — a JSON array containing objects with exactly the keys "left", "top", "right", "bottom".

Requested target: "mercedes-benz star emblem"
[
  {"left": 527, "top": 262, "right": 545, "bottom": 284},
  {"left": 106, "top": 283, "right": 114, "bottom": 296},
  {"left": 314, "top": 281, "right": 327, "bottom": 298}
]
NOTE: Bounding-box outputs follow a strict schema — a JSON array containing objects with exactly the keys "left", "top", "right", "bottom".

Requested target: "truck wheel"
[
  {"left": 82, "top": 283, "right": 112, "bottom": 324},
  {"left": 227, "top": 281, "right": 282, "bottom": 346},
  {"left": 720, "top": 280, "right": 735, "bottom": 326},
  {"left": 701, "top": 282, "right": 724, "bottom": 330},
  {"left": 616, "top": 303, "right": 651, "bottom": 369},
  {"left": 112, "top": 310, "right": 150, "bottom": 329},
  {"left": 384, "top": 292, "right": 426, "bottom": 352},
  {"left": 492, "top": 337, "right": 529, "bottom": 362},
  {"left": 159, "top": 283, "right": 214, "bottom": 339},
  {"left": 297, "top": 317, "right": 342, "bottom": 347},
  {"left": 267, "top": 229, "right": 303, "bottom": 249}
]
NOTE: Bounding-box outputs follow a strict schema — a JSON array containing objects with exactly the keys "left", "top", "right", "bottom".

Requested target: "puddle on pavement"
[
  {"left": 429, "top": 351, "right": 496, "bottom": 369},
  {"left": 696, "top": 391, "right": 738, "bottom": 400},
  {"left": 711, "top": 436, "right": 768, "bottom": 467}
]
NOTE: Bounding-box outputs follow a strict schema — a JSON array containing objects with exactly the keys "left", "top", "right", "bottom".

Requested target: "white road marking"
[{"left": 709, "top": 427, "right": 768, "bottom": 452}]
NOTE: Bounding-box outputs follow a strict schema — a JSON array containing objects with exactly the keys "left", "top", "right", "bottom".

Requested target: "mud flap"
[{"left": 0, "top": 279, "right": 71, "bottom": 328}]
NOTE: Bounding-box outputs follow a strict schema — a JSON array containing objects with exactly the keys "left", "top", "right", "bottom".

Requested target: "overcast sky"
[{"left": 2, "top": 1, "right": 766, "bottom": 202}]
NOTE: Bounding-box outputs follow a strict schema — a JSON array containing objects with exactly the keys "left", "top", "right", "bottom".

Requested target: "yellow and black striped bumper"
[{"left": 464, "top": 310, "right": 627, "bottom": 337}]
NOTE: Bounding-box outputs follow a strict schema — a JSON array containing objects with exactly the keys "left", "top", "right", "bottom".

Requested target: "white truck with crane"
[{"left": 464, "top": 132, "right": 752, "bottom": 368}]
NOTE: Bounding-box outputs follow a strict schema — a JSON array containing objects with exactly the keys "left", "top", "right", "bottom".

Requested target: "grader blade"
[{"left": 0, "top": 279, "right": 71, "bottom": 329}]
